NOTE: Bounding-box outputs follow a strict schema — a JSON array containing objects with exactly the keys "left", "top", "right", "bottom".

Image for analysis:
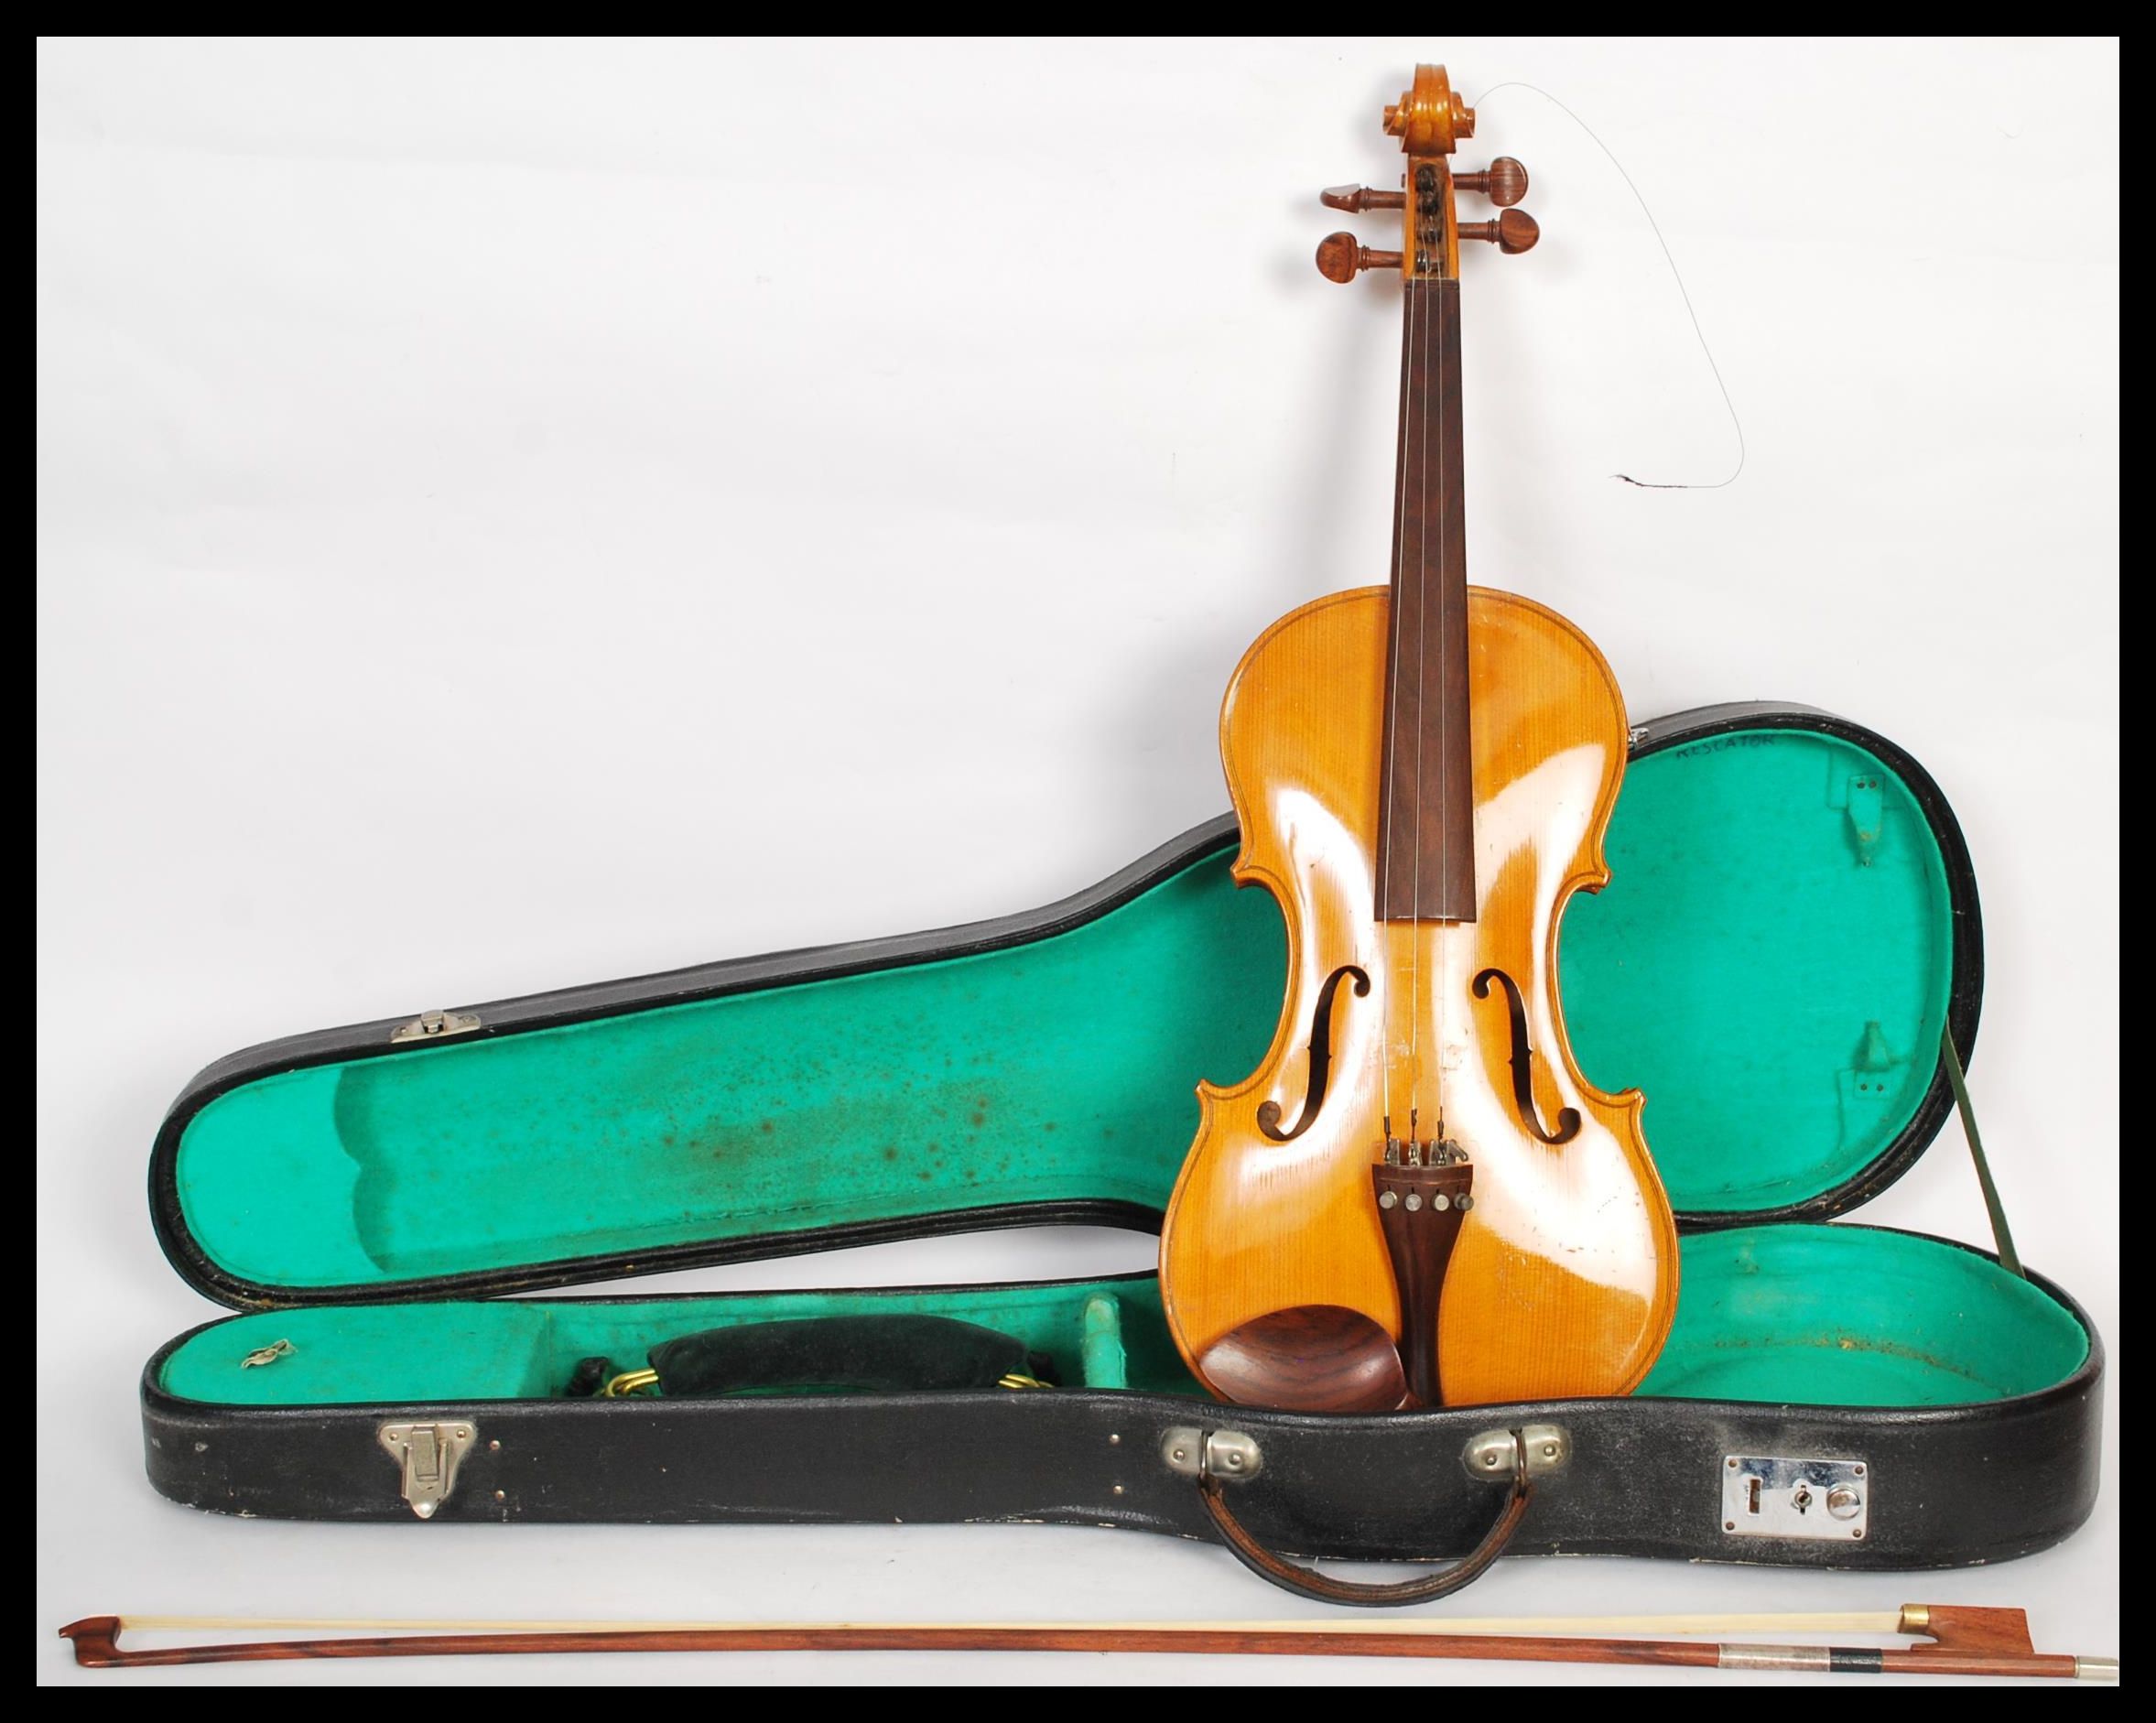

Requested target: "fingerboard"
[{"left": 1373, "top": 275, "right": 1475, "bottom": 923}]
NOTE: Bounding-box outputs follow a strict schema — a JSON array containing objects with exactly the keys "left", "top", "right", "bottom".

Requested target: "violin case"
[{"left": 137, "top": 700, "right": 2104, "bottom": 1597}]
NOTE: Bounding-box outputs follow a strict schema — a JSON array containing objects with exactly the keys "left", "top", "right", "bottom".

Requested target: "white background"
[{"left": 37, "top": 37, "right": 2118, "bottom": 1686}]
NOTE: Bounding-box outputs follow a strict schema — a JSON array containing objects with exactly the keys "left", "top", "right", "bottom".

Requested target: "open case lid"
[{"left": 150, "top": 702, "right": 1980, "bottom": 1311}]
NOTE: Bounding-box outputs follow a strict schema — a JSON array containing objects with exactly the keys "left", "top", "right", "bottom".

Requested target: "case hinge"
[
  {"left": 1160, "top": 1425, "right": 1263, "bottom": 1483},
  {"left": 1462, "top": 1423, "right": 1570, "bottom": 1478},
  {"left": 390, "top": 1009, "right": 483, "bottom": 1046},
  {"left": 377, "top": 1420, "right": 476, "bottom": 1518}
]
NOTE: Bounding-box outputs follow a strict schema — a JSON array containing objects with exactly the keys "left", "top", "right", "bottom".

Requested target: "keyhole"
[
  {"left": 1792, "top": 1483, "right": 1814, "bottom": 1515},
  {"left": 1745, "top": 1477, "right": 1761, "bottom": 1515}
]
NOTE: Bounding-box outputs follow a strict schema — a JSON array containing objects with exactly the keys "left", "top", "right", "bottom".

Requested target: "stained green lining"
[
  {"left": 1637, "top": 1226, "right": 2084, "bottom": 1404},
  {"left": 171, "top": 728, "right": 1956, "bottom": 1293},
  {"left": 1565, "top": 733, "right": 1954, "bottom": 1211},
  {"left": 159, "top": 1227, "right": 2086, "bottom": 1412}
]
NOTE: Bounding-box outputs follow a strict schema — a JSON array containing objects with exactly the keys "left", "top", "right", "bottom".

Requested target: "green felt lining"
[
  {"left": 1563, "top": 732, "right": 1954, "bottom": 1211},
  {"left": 159, "top": 1227, "right": 2087, "bottom": 1411},
  {"left": 162, "top": 1278, "right": 1192, "bottom": 1407},
  {"left": 169, "top": 727, "right": 1957, "bottom": 1294}
]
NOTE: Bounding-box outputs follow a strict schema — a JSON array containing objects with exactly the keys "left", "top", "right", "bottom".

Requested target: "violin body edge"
[{"left": 1160, "top": 584, "right": 1680, "bottom": 1410}]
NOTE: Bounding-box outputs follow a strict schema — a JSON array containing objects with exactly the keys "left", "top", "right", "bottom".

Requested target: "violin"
[{"left": 1159, "top": 66, "right": 1678, "bottom": 1412}]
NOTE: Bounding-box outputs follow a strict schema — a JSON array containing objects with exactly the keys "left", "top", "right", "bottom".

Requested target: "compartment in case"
[{"left": 160, "top": 1226, "right": 2086, "bottom": 1412}]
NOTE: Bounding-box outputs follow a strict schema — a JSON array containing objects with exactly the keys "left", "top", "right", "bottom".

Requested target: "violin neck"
[{"left": 1375, "top": 276, "right": 1477, "bottom": 924}]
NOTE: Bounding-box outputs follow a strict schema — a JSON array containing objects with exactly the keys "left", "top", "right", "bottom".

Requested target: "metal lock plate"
[
  {"left": 1721, "top": 1453, "right": 1869, "bottom": 1542},
  {"left": 1462, "top": 1423, "right": 1569, "bottom": 1479},
  {"left": 1160, "top": 1425, "right": 1263, "bottom": 1483},
  {"left": 378, "top": 1420, "right": 477, "bottom": 1518}
]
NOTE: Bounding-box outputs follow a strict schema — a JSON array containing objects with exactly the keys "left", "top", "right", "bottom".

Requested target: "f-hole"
[
  {"left": 1257, "top": 965, "right": 1371, "bottom": 1142},
  {"left": 1471, "top": 967, "right": 1582, "bottom": 1145}
]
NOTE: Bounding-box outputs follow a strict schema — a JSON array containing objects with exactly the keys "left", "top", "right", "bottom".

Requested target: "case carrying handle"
[{"left": 1191, "top": 1427, "right": 1534, "bottom": 1607}]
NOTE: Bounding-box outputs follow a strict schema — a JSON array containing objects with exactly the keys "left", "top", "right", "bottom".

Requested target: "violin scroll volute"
[{"left": 1382, "top": 63, "right": 1474, "bottom": 155}]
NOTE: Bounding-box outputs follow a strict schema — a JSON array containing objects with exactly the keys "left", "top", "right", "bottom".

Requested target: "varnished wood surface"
[
  {"left": 1455, "top": 157, "right": 1529, "bottom": 206},
  {"left": 1319, "top": 184, "right": 1406, "bottom": 213},
  {"left": 1159, "top": 587, "right": 1680, "bottom": 1407},
  {"left": 1371, "top": 1153, "right": 1475, "bottom": 1404},
  {"left": 1458, "top": 210, "right": 1540, "bottom": 254},
  {"left": 1903, "top": 1606, "right": 2035, "bottom": 1656},
  {"left": 1383, "top": 63, "right": 1474, "bottom": 157},
  {"left": 60, "top": 1607, "right": 2094, "bottom": 1676},
  {"left": 1314, "top": 233, "right": 1403, "bottom": 283},
  {"left": 1192, "top": 1304, "right": 1406, "bottom": 1414},
  {"left": 51, "top": 1614, "right": 1694, "bottom": 1668}
]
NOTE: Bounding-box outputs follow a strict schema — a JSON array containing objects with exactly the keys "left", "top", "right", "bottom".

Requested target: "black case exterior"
[
  {"left": 140, "top": 1257, "right": 2101, "bottom": 1568},
  {"left": 137, "top": 704, "right": 2104, "bottom": 1580}
]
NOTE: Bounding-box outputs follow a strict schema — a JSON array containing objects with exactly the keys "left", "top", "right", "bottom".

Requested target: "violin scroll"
[{"left": 1383, "top": 63, "right": 1475, "bottom": 154}]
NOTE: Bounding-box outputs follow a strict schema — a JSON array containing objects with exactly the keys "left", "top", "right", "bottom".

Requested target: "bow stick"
[{"left": 61, "top": 1604, "right": 2117, "bottom": 1678}]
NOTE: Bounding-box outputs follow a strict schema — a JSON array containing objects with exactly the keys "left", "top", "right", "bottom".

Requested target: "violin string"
[
  {"left": 1470, "top": 81, "right": 1746, "bottom": 491},
  {"left": 1403, "top": 268, "right": 1428, "bottom": 1128},
  {"left": 1405, "top": 269, "right": 1423, "bottom": 1138},
  {"left": 1431, "top": 220, "right": 1452, "bottom": 1142}
]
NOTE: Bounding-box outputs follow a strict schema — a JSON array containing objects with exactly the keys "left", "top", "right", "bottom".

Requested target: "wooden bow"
[{"left": 61, "top": 1603, "right": 2117, "bottom": 1679}]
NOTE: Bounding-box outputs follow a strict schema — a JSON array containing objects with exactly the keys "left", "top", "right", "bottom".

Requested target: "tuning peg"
[
  {"left": 1320, "top": 185, "right": 1405, "bottom": 212},
  {"left": 1458, "top": 210, "right": 1540, "bottom": 255},
  {"left": 1454, "top": 158, "right": 1529, "bottom": 206},
  {"left": 1316, "top": 232, "right": 1403, "bottom": 283}
]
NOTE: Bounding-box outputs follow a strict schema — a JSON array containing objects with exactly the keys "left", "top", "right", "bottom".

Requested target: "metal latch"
[
  {"left": 378, "top": 1421, "right": 477, "bottom": 1518},
  {"left": 390, "top": 1009, "right": 483, "bottom": 1046},
  {"left": 1160, "top": 1425, "right": 1263, "bottom": 1483},
  {"left": 1462, "top": 1423, "right": 1570, "bottom": 1479},
  {"left": 1722, "top": 1453, "right": 1869, "bottom": 1542}
]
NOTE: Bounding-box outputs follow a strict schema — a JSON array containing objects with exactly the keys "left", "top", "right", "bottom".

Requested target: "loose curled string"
[{"left": 1473, "top": 81, "right": 1746, "bottom": 490}]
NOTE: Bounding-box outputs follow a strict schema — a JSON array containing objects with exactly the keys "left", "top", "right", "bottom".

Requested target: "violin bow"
[{"left": 61, "top": 1603, "right": 2117, "bottom": 1678}]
